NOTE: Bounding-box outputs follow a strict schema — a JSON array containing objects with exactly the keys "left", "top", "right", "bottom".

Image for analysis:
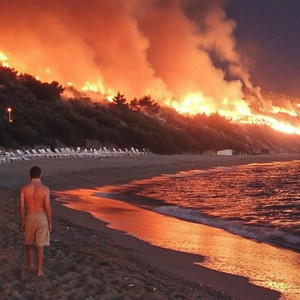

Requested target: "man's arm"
[
  {"left": 44, "top": 187, "right": 52, "bottom": 232},
  {"left": 19, "top": 188, "right": 25, "bottom": 231}
]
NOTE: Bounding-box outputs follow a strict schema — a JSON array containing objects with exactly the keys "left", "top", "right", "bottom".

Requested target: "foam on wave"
[{"left": 154, "top": 205, "right": 300, "bottom": 252}]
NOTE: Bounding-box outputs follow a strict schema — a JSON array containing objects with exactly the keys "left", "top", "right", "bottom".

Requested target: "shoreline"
[{"left": 1, "top": 153, "right": 299, "bottom": 299}]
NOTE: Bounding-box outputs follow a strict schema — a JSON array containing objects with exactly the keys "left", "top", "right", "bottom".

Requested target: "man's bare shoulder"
[
  {"left": 20, "top": 182, "right": 31, "bottom": 191},
  {"left": 36, "top": 182, "right": 50, "bottom": 191},
  {"left": 42, "top": 184, "right": 50, "bottom": 192}
]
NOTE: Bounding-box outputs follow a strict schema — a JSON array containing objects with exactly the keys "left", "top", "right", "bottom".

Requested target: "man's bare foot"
[
  {"left": 28, "top": 266, "right": 34, "bottom": 274},
  {"left": 37, "top": 271, "right": 44, "bottom": 276}
]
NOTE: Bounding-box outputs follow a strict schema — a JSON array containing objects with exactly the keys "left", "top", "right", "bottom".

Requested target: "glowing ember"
[
  {"left": 0, "top": 51, "right": 8, "bottom": 62},
  {"left": 81, "top": 81, "right": 108, "bottom": 95},
  {"left": 106, "top": 96, "right": 113, "bottom": 102},
  {"left": 0, "top": 51, "right": 9, "bottom": 67},
  {"left": 253, "top": 115, "right": 300, "bottom": 135}
]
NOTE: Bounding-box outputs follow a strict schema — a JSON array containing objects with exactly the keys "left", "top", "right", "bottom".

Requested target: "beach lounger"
[
  {"left": 31, "top": 149, "right": 44, "bottom": 159},
  {"left": 4, "top": 152, "right": 22, "bottom": 162},
  {"left": 54, "top": 148, "right": 69, "bottom": 158},
  {"left": 15, "top": 150, "right": 30, "bottom": 160}
]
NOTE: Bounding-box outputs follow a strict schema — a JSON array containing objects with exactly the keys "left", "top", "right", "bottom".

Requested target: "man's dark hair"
[{"left": 30, "top": 166, "right": 41, "bottom": 178}]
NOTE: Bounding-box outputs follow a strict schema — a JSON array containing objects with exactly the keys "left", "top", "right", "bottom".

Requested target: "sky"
[{"left": 226, "top": 0, "right": 300, "bottom": 97}]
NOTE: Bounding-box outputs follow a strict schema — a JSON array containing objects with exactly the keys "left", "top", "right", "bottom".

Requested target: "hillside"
[{"left": 0, "top": 66, "right": 299, "bottom": 154}]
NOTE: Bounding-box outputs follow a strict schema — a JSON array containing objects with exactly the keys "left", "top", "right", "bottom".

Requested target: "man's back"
[{"left": 20, "top": 179, "right": 50, "bottom": 214}]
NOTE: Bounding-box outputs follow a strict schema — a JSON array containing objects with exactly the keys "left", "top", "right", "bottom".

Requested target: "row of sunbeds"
[{"left": 0, "top": 147, "right": 148, "bottom": 163}]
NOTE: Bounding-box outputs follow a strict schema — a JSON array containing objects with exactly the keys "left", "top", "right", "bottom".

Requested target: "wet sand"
[{"left": 1, "top": 153, "right": 299, "bottom": 299}]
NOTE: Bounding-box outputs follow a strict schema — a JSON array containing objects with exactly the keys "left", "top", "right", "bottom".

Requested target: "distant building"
[{"left": 217, "top": 149, "right": 236, "bottom": 155}]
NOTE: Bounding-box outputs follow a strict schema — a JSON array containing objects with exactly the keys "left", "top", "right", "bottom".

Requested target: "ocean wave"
[{"left": 154, "top": 206, "right": 300, "bottom": 252}]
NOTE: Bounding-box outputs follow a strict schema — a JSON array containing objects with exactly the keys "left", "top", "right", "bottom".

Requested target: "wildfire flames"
[{"left": 0, "top": 0, "right": 299, "bottom": 135}]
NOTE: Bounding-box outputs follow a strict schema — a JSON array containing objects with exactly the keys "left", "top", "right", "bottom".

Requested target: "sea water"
[
  {"left": 125, "top": 160, "right": 300, "bottom": 253},
  {"left": 57, "top": 160, "right": 300, "bottom": 299}
]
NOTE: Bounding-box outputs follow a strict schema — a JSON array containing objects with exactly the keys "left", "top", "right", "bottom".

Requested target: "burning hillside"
[
  {"left": 0, "top": 0, "right": 299, "bottom": 134},
  {"left": 0, "top": 65, "right": 299, "bottom": 153}
]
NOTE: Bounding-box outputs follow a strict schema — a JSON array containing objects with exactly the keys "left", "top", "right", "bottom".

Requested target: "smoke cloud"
[{"left": 0, "top": 0, "right": 248, "bottom": 100}]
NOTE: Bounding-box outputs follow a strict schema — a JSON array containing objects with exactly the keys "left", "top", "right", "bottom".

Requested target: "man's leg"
[
  {"left": 26, "top": 245, "right": 34, "bottom": 273},
  {"left": 36, "top": 246, "right": 44, "bottom": 276}
]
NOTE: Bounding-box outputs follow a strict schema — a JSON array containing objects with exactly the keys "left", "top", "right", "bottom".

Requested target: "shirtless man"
[{"left": 19, "top": 166, "right": 52, "bottom": 276}]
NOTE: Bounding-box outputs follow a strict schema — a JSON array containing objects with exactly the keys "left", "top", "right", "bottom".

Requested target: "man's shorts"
[{"left": 25, "top": 213, "right": 50, "bottom": 247}]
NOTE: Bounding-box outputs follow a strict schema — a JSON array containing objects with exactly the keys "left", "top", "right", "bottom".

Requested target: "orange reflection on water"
[
  {"left": 55, "top": 187, "right": 300, "bottom": 300},
  {"left": 55, "top": 188, "right": 203, "bottom": 254}
]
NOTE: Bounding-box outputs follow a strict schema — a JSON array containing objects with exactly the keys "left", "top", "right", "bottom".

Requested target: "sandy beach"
[{"left": 1, "top": 153, "right": 299, "bottom": 299}]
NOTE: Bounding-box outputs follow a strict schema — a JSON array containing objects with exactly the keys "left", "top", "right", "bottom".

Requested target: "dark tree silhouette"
[
  {"left": 19, "top": 74, "right": 64, "bottom": 102},
  {"left": 129, "top": 95, "right": 160, "bottom": 113},
  {"left": 129, "top": 97, "right": 140, "bottom": 111},
  {"left": 0, "top": 67, "right": 18, "bottom": 85},
  {"left": 112, "top": 91, "right": 128, "bottom": 108}
]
